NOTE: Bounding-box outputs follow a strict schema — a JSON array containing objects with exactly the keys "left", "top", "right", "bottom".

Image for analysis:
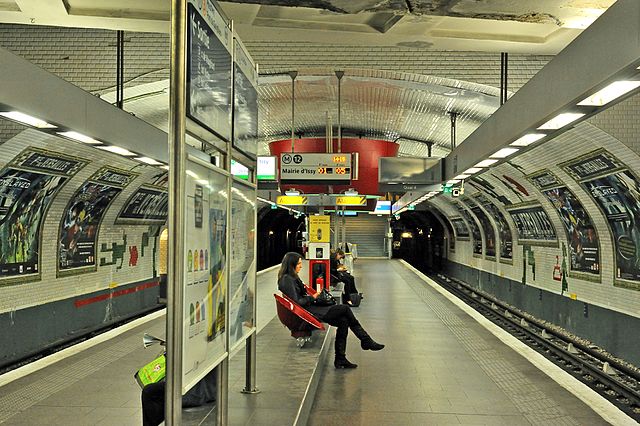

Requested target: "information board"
[
  {"left": 186, "top": 0, "right": 232, "bottom": 141},
  {"left": 183, "top": 158, "right": 228, "bottom": 392},
  {"left": 229, "top": 179, "right": 256, "bottom": 349},
  {"left": 309, "top": 215, "right": 330, "bottom": 242},
  {"left": 233, "top": 40, "right": 258, "bottom": 159},
  {"left": 280, "top": 153, "right": 352, "bottom": 184}
]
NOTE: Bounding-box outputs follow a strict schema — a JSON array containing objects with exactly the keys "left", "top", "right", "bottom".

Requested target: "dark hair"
[
  {"left": 278, "top": 252, "right": 303, "bottom": 282},
  {"left": 335, "top": 248, "right": 345, "bottom": 257}
]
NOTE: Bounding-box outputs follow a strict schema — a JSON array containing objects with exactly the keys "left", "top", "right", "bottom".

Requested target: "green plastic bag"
[{"left": 134, "top": 354, "right": 166, "bottom": 388}]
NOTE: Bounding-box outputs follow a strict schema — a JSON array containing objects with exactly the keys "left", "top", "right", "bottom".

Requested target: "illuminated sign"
[
  {"left": 280, "top": 153, "right": 352, "bottom": 184},
  {"left": 257, "top": 156, "right": 277, "bottom": 180},
  {"left": 335, "top": 196, "right": 366, "bottom": 206},
  {"left": 231, "top": 160, "right": 249, "bottom": 180},
  {"left": 373, "top": 200, "right": 391, "bottom": 214},
  {"left": 276, "top": 195, "right": 308, "bottom": 205}
]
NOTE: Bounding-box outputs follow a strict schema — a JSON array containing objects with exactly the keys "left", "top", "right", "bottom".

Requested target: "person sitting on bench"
[
  {"left": 330, "top": 249, "right": 361, "bottom": 304},
  {"left": 278, "top": 252, "right": 384, "bottom": 369}
]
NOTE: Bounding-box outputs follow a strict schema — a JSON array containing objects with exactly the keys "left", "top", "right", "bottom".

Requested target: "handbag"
[
  {"left": 134, "top": 353, "right": 166, "bottom": 388},
  {"left": 344, "top": 293, "right": 362, "bottom": 307},
  {"left": 313, "top": 289, "right": 337, "bottom": 306}
]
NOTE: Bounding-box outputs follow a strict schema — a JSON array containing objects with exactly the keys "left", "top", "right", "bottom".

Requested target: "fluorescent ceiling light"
[
  {"left": 454, "top": 174, "right": 470, "bottom": 180},
  {"left": 561, "top": 8, "right": 605, "bottom": 30},
  {"left": 0, "top": 111, "right": 56, "bottom": 128},
  {"left": 578, "top": 81, "right": 640, "bottom": 106},
  {"left": 537, "top": 112, "right": 585, "bottom": 130},
  {"left": 186, "top": 170, "right": 199, "bottom": 179},
  {"left": 474, "top": 159, "right": 498, "bottom": 168},
  {"left": 490, "top": 147, "right": 519, "bottom": 159},
  {"left": 98, "top": 145, "right": 136, "bottom": 156},
  {"left": 463, "top": 167, "right": 482, "bottom": 174},
  {"left": 57, "top": 131, "right": 102, "bottom": 145},
  {"left": 447, "top": 179, "right": 460, "bottom": 185},
  {"left": 510, "top": 133, "right": 545, "bottom": 147},
  {"left": 136, "top": 156, "right": 163, "bottom": 165},
  {"left": 161, "top": 165, "right": 169, "bottom": 170}
]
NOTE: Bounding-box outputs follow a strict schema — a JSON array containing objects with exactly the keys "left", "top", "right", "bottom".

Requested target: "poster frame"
[
  {"left": 228, "top": 176, "right": 257, "bottom": 354},
  {"left": 56, "top": 166, "right": 137, "bottom": 277},
  {"left": 182, "top": 154, "right": 231, "bottom": 393},
  {"left": 472, "top": 192, "right": 514, "bottom": 265},
  {"left": 232, "top": 37, "right": 259, "bottom": 161},
  {"left": 0, "top": 147, "right": 88, "bottom": 286},
  {"left": 505, "top": 201, "right": 559, "bottom": 247}
]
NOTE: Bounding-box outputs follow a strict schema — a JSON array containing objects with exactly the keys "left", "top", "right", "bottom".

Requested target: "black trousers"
[
  {"left": 142, "top": 381, "right": 165, "bottom": 426},
  {"left": 336, "top": 271, "right": 358, "bottom": 294},
  {"left": 322, "top": 304, "right": 368, "bottom": 357}
]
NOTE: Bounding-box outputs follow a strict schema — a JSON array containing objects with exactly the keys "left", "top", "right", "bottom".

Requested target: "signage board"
[
  {"left": 373, "top": 200, "right": 391, "bottom": 214},
  {"left": 335, "top": 196, "right": 366, "bottom": 206},
  {"left": 309, "top": 215, "right": 330, "bottom": 243},
  {"left": 230, "top": 159, "right": 249, "bottom": 180},
  {"left": 280, "top": 153, "right": 352, "bottom": 184},
  {"left": 233, "top": 39, "right": 258, "bottom": 159},
  {"left": 378, "top": 157, "right": 442, "bottom": 184},
  {"left": 257, "top": 156, "right": 277, "bottom": 180},
  {"left": 276, "top": 195, "right": 307, "bottom": 206}
]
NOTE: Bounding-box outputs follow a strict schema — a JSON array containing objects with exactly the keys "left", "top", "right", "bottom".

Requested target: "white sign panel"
[
  {"left": 183, "top": 158, "right": 228, "bottom": 392},
  {"left": 280, "top": 153, "right": 352, "bottom": 183}
]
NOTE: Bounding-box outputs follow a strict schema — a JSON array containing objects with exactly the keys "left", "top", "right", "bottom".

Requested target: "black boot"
[
  {"left": 334, "top": 326, "right": 357, "bottom": 369},
  {"left": 350, "top": 322, "right": 385, "bottom": 351}
]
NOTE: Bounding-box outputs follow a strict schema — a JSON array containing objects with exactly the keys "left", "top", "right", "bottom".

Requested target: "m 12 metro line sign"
[{"left": 280, "top": 153, "right": 352, "bottom": 184}]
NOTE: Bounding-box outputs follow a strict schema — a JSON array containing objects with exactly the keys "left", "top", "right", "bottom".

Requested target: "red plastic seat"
[{"left": 274, "top": 293, "right": 325, "bottom": 341}]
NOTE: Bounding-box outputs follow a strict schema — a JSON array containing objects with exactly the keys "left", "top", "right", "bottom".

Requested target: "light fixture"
[
  {"left": 454, "top": 174, "right": 470, "bottom": 180},
  {"left": 447, "top": 179, "right": 461, "bottom": 185},
  {"left": 463, "top": 167, "right": 482, "bottom": 174},
  {"left": 161, "top": 165, "right": 170, "bottom": 171},
  {"left": 285, "top": 188, "right": 300, "bottom": 196},
  {"left": 344, "top": 188, "right": 358, "bottom": 196},
  {"left": 510, "top": 133, "right": 545, "bottom": 147},
  {"left": 98, "top": 145, "right": 136, "bottom": 156},
  {"left": 0, "top": 111, "right": 56, "bottom": 128},
  {"left": 186, "top": 170, "right": 199, "bottom": 179},
  {"left": 474, "top": 159, "right": 499, "bottom": 168},
  {"left": 135, "top": 157, "right": 163, "bottom": 166},
  {"left": 57, "top": 131, "right": 102, "bottom": 145},
  {"left": 577, "top": 81, "right": 640, "bottom": 106},
  {"left": 401, "top": 232, "right": 412, "bottom": 238},
  {"left": 490, "top": 147, "right": 519, "bottom": 159},
  {"left": 537, "top": 112, "right": 585, "bottom": 130}
]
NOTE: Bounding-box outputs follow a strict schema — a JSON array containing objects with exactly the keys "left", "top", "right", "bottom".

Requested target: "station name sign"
[{"left": 280, "top": 153, "right": 352, "bottom": 184}]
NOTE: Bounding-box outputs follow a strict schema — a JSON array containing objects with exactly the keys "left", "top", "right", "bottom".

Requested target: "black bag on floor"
[{"left": 347, "top": 293, "right": 362, "bottom": 307}]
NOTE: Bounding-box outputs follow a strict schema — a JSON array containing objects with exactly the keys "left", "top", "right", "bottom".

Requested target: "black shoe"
[
  {"left": 361, "top": 338, "right": 385, "bottom": 351},
  {"left": 334, "top": 358, "right": 358, "bottom": 369}
]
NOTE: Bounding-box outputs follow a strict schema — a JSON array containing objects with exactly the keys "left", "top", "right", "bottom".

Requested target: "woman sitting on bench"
[
  {"left": 278, "top": 252, "right": 384, "bottom": 369},
  {"left": 330, "top": 249, "right": 361, "bottom": 304}
]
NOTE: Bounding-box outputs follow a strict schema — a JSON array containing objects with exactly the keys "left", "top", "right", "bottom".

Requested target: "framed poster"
[
  {"left": 451, "top": 217, "right": 469, "bottom": 240},
  {"left": 0, "top": 148, "right": 87, "bottom": 283},
  {"left": 183, "top": 156, "right": 229, "bottom": 392},
  {"left": 528, "top": 169, "right": 600, "bottom": 278},
  {"left": 506, "top": 204, "right": 557, "bottom": 245},
  {"left": 464, "top": 198, "right": 496, "bottom": 259},
  {"left": 186, "top": 0, "right": 233, "bottom": 142},
  {"left": 233, "top": 39, "right": 258, "bottom": 159},
  {"left": 561, "top": 150, "right": 640, "bottom": 289},
  {"left": 229, "top": 178, "right": 256, "bottom": 350},
  {"left": 116, "top": 186, "right": 168, "bottom": 225},
  {"left": 454, "top": 203, "right": 482, "bottom": 255},
  {"left": 475, "top": 194, "right": 513, "bottom": 261},
  {"left": 58, "top": 167, "right": 136, "bottom": 275}
]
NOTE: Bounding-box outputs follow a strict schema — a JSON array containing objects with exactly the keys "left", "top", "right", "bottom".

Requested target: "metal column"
[{"left": 167, "top": 0, "right": 187, "bottom": 423}]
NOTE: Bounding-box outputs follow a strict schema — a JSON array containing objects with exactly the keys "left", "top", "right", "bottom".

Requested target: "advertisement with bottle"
[{"left": 183, "top": 158, "right": 228, "bottom": 392}]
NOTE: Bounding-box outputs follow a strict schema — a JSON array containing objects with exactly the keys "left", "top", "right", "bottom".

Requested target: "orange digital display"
[
  {"left": 335, "top": 167, "right": 346, "bottom": 174},
  {"left": 333, "top": 155, "right": 346, "bottom": 163},
  {"left": 317, "top": 167, "right": 326, "bottom": 174}
]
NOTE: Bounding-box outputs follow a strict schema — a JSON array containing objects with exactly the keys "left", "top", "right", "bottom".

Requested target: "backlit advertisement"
[
  {"left": 454, "top": 203, "right": 482, "bottom": 255},
  {"left": 475, "top": 194, "right": 512, "bottom": 260},
  {"left": 507, "top": 205, "right": 557, "bottom": 243}
]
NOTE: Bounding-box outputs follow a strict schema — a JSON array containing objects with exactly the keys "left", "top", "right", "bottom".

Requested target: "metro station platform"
[{"left": 0, "top": 260, "right": 625, "bottom": 425}]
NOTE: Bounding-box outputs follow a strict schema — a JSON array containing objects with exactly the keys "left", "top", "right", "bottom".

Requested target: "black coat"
[{"left": 278, "top": 274, "right": 332, "bottom": 321}]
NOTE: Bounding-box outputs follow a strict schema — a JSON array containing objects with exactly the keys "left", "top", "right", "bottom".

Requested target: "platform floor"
[{"left": 0, "top": 259, "right": 618, "bottom": 425}]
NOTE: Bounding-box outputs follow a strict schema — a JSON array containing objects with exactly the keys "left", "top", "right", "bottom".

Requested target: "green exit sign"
[
  {"left": 408, "top": 205, "right": 415, "bottom": 210},
  {"left": 271, "top": 204, "right": 278, "bottom": 209},
  {"left": 442, "top": 186, "right": 453, "bottom": 194}
]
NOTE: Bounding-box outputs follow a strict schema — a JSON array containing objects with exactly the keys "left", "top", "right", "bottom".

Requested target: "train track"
[{"left": 431, "top": 273, "right": 640, "bottom": 422}]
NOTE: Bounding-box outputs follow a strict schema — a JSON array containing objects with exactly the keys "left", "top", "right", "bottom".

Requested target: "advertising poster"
[
  {"left": 117, "top": 186, "right": 169, "bottom": 224},
  {"left": 233, "top": 41, "right": 259, "bottom": 159},
  {"left": 529, "top": 170, "right": 599, "bottom": 276},
  {"left": 58, "top": 167, "right": 135, "bottom": 273},
  {"left": 187, "top": 0, "right": 232, "bottom": 141},
  {"left": 451, "top": 217, "right": 469, "bottom": 239},
  {"left": 183, "top": 158, "right": 228, "bottom": 392},
  {"left": 562, "top": 150, "right": 640, "bottom": 288},
  {"left": 475, "top": 194, "right": 512, "bottom": 260},
  {"left": 454, "top": 203, "right": 482, "bottom": 255},
  {"left": 507, "top": 205, "right": 557, "bottom": 243},
  {"left": 0, "top": 148, "right": 86, "bottom": 280},
  {"left": 467, "top": 200, "right": 496, "bottom": 258},
  {"left": 229, "top": 180, "right": 256, "bottom": 349}
]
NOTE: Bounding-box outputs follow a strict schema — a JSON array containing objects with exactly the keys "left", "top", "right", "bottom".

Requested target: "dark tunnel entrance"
[
  {"left": 257, "top": 206, "right": 306, "bottom": 270},
  {"left": 391, "top": 211, "right": 446, "bottom": 274}
]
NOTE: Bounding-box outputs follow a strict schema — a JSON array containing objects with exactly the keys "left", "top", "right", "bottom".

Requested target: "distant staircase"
[{"left": 334, "top": 214, "right": 388, "bottom": 257}]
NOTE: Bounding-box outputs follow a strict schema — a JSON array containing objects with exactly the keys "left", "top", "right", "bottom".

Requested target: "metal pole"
[
  {"left": 242, "top": 179, "right": 259, "bottom": 394},
  {"left": 335, "top": 71, "right": 344, "bottom": 153},
  {"left": 167, "top": 0, "right": 187, "bottom": 423},
  {"left": 289, "top": 71, "right": 297, "bottom": 152},
  {"left": 449, "top": 112, "right": 458, "bottom": 150}
]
